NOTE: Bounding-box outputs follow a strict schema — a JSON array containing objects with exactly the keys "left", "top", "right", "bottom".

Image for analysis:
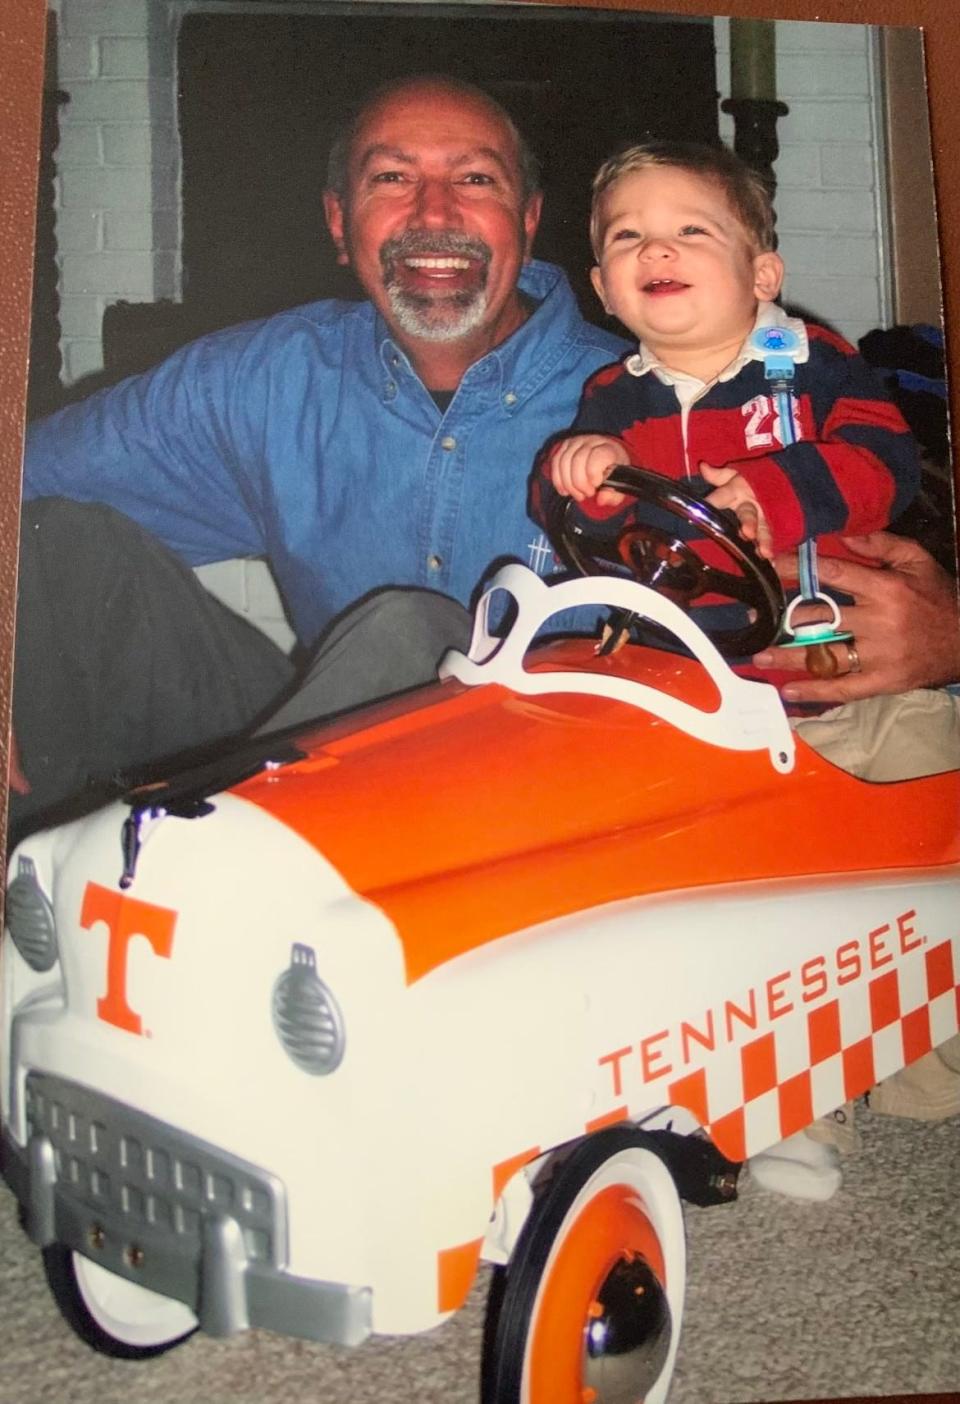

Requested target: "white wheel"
[
  {"left": 44, "top": 1245, "right": 198, "bottom": 1358},
  {"left": 484, "top": 1127, "right": 685, "bottom": 1404}
]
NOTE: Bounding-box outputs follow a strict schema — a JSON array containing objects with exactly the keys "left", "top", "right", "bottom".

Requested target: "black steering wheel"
[{"left": 552, "top": 465, "right": 785, "bottom": 658}]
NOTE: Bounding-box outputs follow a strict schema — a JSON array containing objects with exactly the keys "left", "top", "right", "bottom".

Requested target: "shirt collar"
[{"left": 624, "top": 302, "right": 809, "bottom": 389}]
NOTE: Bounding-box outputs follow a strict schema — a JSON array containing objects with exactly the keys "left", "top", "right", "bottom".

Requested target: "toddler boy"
[
  {"left": 533, "top": 140, "right": 918, "bottom": 599},
  {"left": 533, "top": 141, "right": 930, "bottom": 1203}
]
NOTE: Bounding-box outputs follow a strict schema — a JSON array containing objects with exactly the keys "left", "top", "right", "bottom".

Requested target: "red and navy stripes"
[{"left": 534, "top": 321, "right": 919, "bottom": 555}]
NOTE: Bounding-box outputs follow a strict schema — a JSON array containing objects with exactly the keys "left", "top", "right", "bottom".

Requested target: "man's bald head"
[{"left": 325, "top": 75, "right": 542, "bottom": 206}]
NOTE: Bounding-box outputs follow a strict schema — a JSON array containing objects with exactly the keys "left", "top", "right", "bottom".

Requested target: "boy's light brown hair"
[{"left": 590, "top": 140, "right": 777, "bottom": 259}]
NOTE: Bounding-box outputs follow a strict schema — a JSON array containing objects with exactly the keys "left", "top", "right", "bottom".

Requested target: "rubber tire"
[
  {"left": 43, "top": 1244, "right": 198, "bottom": 1359},
  {"left": 482, "top": 1126, "right": 685, "bottom": 1404}
]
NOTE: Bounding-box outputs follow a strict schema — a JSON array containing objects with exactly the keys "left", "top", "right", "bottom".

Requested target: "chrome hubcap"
[{"left": 582, "top": 1251, "right": 672, "bottom": 1403}]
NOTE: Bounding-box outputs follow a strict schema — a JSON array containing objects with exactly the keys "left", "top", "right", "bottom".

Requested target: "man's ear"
[
  {"left": 522, "top": 191, "right": 544, "bottom": 260},
  {"left": 590, "top": 264, "right": 611, "bottom": 314},
  {"left": 323, "top": 190, "right": 350, "bottom": 267},
  {"left": 753, "top": 250, "right": 784, "bottom": 302}
]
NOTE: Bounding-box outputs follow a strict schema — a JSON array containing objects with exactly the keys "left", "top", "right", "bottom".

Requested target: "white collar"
[{"left": 624, "top": 302, "right": 809, "bottom": 389}]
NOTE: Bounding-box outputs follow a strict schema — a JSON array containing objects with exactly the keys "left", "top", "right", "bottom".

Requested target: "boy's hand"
[
  {"left": 547, "top": 435, "right": 629, "bottom": 506},
  {"left": 700, "top": 462, "right": 774, "bottom": 559}
]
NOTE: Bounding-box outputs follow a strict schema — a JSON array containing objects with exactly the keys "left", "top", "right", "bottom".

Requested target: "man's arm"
[
  {"left": 24, "top": 327, "right": 269, "bottom": 564},
  {"left": 753, "top": 531, "right": 960, "bottom": 702}
]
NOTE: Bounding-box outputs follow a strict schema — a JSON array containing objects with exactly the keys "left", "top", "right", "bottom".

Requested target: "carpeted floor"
[{"left": 0, "top": 1104, "right": 956, "bottom": 1403}]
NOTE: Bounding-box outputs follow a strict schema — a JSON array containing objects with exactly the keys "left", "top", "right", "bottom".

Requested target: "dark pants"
[{"left": 12, "top": 499, "right": 471, "bottom": 834}]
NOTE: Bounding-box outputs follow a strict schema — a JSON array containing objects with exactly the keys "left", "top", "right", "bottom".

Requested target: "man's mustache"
[{"left": 380, "top": 230, "right": 492, "bottom": 271}]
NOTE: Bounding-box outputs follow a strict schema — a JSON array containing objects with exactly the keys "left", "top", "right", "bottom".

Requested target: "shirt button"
[
  {"left": 504, "top": 391, "right": 517, "bottom": 406},
  {"left": 441, "top": 435, "right": 457, "bottom": 451},
  {"left": 427, "top": 554, "right": 443, "bottom": 571}
]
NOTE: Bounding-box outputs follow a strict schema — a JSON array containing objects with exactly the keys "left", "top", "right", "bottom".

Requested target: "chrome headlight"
[
  {"left": 6, "top": 856, "right": 58, "bottom": 972},
  {"left": 272, "top": 943, "right": 345, "bottom": 1075}
]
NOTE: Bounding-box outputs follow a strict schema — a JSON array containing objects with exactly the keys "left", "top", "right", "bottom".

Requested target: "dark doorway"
[{"left": 174, "top": 6, "right": 718, "bottom": 342}]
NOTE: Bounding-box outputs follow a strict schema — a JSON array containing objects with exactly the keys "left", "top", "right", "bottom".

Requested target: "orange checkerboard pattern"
[{"left": 668, "top": 939, "right": 960, "bottom": 1163}]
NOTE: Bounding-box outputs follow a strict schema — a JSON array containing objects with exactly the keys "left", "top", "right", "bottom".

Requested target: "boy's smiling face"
[{"left": 591, "top": 164, "right": 783, "bottom": 379}]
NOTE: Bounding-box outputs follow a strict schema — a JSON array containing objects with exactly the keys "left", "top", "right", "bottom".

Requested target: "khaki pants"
[
  {"left": 794, "top": 687, "right": 960, "bottom": 783},
  {"left": 796, "top": 689, "right": 960, "bottom": 1124}
]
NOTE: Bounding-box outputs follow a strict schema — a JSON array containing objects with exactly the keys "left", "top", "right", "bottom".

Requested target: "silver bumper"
[{"left": 1, "top": 1071, "right": 371, "bottom": 1346}]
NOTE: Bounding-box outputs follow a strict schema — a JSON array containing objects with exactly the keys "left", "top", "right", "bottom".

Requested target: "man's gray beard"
[
  {"left": 384, "top": 284, "right": 490, "bottom": 342},
  {"left": 380, "top": 231, "right": 491, "bottom": 343}
]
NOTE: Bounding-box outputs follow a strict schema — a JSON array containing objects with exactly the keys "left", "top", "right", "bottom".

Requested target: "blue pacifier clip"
[{"left": 748, "top": 325, "right": 851, "bottom": 650}]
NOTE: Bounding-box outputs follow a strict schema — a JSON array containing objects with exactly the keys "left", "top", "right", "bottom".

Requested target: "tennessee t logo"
[{"left": 80, "top": 882, "right": 177, "bottom": 1034}]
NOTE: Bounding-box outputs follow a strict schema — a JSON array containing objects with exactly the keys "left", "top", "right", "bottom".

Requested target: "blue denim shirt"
[{"left": 25, "top": 261, "right": 625, "bottom": 647}]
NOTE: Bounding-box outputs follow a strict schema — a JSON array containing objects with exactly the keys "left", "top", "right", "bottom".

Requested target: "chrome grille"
[{"left": 25, "top": 1073, "right": 285, "bottom": 1268}]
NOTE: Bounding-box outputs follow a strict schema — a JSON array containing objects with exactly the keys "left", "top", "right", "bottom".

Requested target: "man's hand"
[
  {"left": 753, "top": 532, "right": 960, "bottom": 703},
  {"left": 700, "top": 462, "right": 774, "bottom": 559},
  {"left": 547, "top": 434, "right": 630, "bottom": 506}
]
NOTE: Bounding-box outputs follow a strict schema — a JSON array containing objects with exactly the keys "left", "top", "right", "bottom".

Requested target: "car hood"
[{"left": 214, "top": 640, "right": 958, "bottom": 982}]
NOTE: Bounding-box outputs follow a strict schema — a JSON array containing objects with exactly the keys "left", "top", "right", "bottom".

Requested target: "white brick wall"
[
  {"left": 52, "top": 10, "right": 894, "bottom": 383},
  {"left": 715, "top": 17, "right": 889, "bottom": 349},
  {"left": 59, "top": 0, "right": 168, "bottom": 36},
  {"left": 51, "top": 0, "right": 179, "bottom": 383},
  {"left": 193, "top": 561, "right": 297, "bottom": 654}
]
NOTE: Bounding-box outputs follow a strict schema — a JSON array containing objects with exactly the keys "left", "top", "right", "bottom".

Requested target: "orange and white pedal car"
[{"left": 2, "top": 475, "right": 959, "bottom": 1404}]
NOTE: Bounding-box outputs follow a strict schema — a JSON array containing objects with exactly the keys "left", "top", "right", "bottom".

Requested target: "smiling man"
[
  {"left": 324, "top": 78, "right": 542, "bottom": 373},
  {"left": 16, "top": 75, "right": 625, "bottom": 821}
]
